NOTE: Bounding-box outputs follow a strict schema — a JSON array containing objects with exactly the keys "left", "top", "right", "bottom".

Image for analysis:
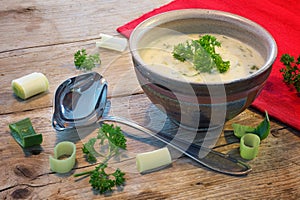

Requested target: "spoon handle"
[{"left": 100, "top": 115, "right": 252, "bottom": 176}]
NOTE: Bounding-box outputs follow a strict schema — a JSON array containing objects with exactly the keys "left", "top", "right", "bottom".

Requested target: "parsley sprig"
[
  {"left": 74, "top": 124, "right": 127, "bottom": 194},
  {"left": 74, "top": 49, "right": 100, "bottom": 71},
  {"left": 172, "top": 35, "right": 230, "bottom": 73},
  {"left": 82, "top": 138, "right": 99, "bottom": 163},
  {"left": 280, "top": 54, "right": 300, "bottom": 92},
  {"left": 88, "top": 164, "right": 125, "bottom": 194}
]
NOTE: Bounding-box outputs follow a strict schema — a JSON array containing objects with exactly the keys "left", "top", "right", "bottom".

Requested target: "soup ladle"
[{"left": 52, "top": 72, "right": 251, "bottom": 176}]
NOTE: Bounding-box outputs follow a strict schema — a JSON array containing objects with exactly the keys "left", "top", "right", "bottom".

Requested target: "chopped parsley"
[
  {"left": 172, "top": 35, "right": 230, "bottom": 73},
  {"left": 280, "top": 54, "right": 300, "bottom": 92},
  {"left": 74, "top": 49, "right": 100, "bottom": 71}
]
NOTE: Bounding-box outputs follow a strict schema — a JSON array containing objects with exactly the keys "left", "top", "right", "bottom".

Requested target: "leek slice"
[
  {"left": 12, "top": 72, "right": 49, "bottom": 100},
  {"left": 9, "top": 118, "right": 43, "bottom": 148},
  {"left": 49, "top": 141, "right": 76, "bottom": 173},
  {"left": 136, "top": 147, "right": 172, "bottom": 173},
  {"left": 232, "top": 123, "right": 256, "bottom": 138},
  {"left": 96, "top": 33, "right": 127, "bottom": 52},
  {"left": 240, "top": 134, "right": 260, "bottom": 160}
]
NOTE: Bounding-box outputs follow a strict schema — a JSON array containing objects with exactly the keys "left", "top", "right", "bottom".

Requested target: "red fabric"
[{"left": 117, "top": 0, "right": 300, "bottom": 131}]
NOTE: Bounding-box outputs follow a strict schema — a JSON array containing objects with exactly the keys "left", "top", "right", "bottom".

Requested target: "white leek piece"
[
  {"left": 136, "top": 147, "right": 172, "bottom": 173},
  {"left": 96, "top": 33, "right": 127, "bottom": 52},
  {"left": 49, "top": 141, "right": 76, "bottom": 173},
  {"left": 11, "top": 72, "right": 49, "bottom": 100}
]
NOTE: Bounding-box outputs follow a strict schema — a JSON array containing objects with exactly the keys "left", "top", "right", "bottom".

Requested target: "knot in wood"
[{"left": 13, "top": 164, "right": 34, "bottom": 178}]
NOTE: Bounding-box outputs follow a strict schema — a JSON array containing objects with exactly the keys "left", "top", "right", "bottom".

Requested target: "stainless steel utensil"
[{"left": 52, "top": 72, "right": 251, "bottom": 176}]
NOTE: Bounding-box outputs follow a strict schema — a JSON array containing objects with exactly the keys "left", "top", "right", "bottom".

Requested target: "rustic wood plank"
[
  {"left": 0, "top": 40, "right": 141, "bottom": 114},
  {"left": 0, "top": 0, "right": 171, "bottom": 52},
  {"left": 0, "top": 0, "right": 172, "bottom": 114},
  {"left": 1, "top": 93, "right": 299, "bottom": 199}
]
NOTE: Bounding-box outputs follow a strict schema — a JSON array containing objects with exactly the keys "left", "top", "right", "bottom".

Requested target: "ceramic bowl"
[{"left": 129, "top": 9, "right": 277, "bottom": 130}]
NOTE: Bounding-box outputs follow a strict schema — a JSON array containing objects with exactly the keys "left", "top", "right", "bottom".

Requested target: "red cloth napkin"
[{"left": 117, "top": 0, "right": 300, "bottom": 131}]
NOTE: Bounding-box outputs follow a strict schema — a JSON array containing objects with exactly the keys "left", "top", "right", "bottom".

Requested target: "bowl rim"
[{"left": 129, "top": 9, "right": 278, "bottom": 86}]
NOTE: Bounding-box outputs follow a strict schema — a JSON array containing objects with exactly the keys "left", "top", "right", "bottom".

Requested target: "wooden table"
[{"left": 1, "top": 1, "right": 300, "bottom": 199}]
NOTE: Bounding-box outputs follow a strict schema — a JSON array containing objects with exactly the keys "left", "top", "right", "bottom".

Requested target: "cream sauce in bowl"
[{"left": 139, "top": 33, "right": 264, "bottom": 84}]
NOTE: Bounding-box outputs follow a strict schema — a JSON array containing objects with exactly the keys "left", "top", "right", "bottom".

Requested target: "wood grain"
[
  {"left": 0, "top": 0, "right": 299, "bottom": 199},
  {"left": 1, "top": 94, "right": 300, "bottom": 199},
  {"left": 0, "top": 0, "right": 170, "bottom": 52}
]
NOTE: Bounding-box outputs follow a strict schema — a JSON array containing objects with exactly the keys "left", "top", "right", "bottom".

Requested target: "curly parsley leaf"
[
  {"left": 280, "top": 54, "right": 300, "bottom": 92},
  {"left": 112, "top": 168, "right": 126, "bottom": 186},
  {"left": 98, "top": 124, "right": 127, "bottom": 155},
  {"left": 74, "top": 49, "right": 101, "bottom": 71},
  {"left": 74, "top": 49, "right": 87, "bottom": 67},
  {"left": 173, "top": 42, "right": 193, "bottom": 62},
  {"left": 172, "top": 35, "right": 230, "bottom": 73},
  {"left": 74, "top": 123, "right": 126, "bottom": 194},
  {"left": 82, "top": 138, "right": 100, "bottom": 163},
  {"left": 89, "top": 164, "right": 124, "bottom": 194}
]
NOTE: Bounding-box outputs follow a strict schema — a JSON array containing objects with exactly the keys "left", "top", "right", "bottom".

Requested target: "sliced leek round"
[
  {"left": 240, "top": 134, "right": 260, "bottom": 160},
  {"left": 12, "top": 72, "right": 49, "bottom": 100},
  {"left": 49, "top": 141, "right": 76, "bottom": 173},
  {"left": 136, "top": 147, "right": 172, "bottom": 173},
  {"left": 96, "top": 33, "right": 127, "bottom": 52}
]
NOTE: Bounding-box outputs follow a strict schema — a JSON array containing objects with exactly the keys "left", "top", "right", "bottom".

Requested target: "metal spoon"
[{"left": 52, "top": 72, "right": 251, "bottom": 176}]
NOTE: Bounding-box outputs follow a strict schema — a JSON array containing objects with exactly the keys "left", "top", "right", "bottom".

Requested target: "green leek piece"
[
  {"left": 49, "top": 141, "right": 76, "bottom": 173},
  {"left": 232, "top": 111, "right": 270, "bottom": 140},
  {"left": 232, "top": 123, "right": 256, "bottom": 138},
  {"left": 240, "top": 134, "right": 261, "bottom": 160},
  {"left": 9, "top": 118, "right": 43, "bottom": 148},
  {"left": 255, "top": 112, "right": 270, "bottom": 140}
]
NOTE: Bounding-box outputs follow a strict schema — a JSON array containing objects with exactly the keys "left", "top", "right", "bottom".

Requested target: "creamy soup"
[{"left": 139, "top": 33, "right": 265, "bottom": 83}]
